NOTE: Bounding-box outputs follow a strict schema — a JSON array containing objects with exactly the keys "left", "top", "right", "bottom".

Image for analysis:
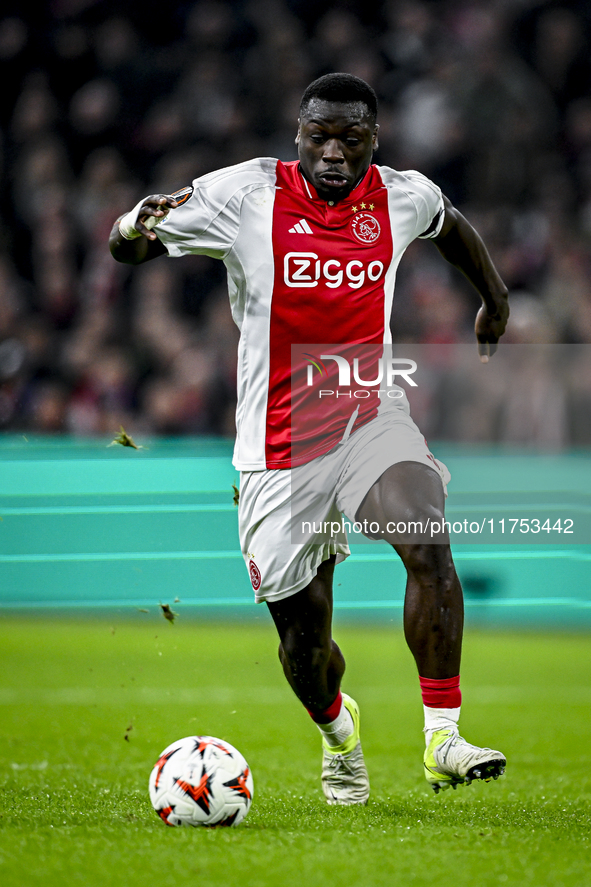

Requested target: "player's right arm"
[
  {"left": 431, "top": 195, "right": 509, "bottom": 362},
  {"left": 109, "top": 195, "right": 178, "bottom": 264}
]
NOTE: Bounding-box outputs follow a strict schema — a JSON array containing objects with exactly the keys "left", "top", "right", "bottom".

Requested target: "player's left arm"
[{"left": 432, "top": 195, "right": 509, "bottom": 362}]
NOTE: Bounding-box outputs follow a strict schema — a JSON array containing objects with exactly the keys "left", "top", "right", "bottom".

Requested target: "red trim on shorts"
[
  {"left": 419, "top": 675, "right": 461, "bottom": 709},
  {"left": 306, "top": 690, "right": 343, "bottom": 723}
]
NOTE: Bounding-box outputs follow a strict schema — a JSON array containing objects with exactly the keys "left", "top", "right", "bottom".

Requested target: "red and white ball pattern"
[{"left": 149, "top": 735, "right": 254, "bottom": 827}]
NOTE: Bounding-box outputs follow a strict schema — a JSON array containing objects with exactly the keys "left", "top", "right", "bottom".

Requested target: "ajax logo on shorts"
[
  {"left": 284, "top": 253, "right": 384, "bottom": 289},
  {"left": 248, "top": 559, "right": 261, "bottom": 591},
  {"left": 350, "top": 212, "right": 380, "bottom": 244}
]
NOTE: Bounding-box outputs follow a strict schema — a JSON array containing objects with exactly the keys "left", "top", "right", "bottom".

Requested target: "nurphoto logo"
[{"left": 304, "top": 354, "right": 417, "bottom": 397}]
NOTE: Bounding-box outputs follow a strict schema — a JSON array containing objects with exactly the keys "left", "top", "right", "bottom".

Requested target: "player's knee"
[{"left": 400, "top": 543, "right": 455, "bottom": 584}]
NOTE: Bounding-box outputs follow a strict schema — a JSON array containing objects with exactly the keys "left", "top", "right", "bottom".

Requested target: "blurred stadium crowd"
[{"left": 1, "top": 0, "right": 591, "bottom": 443}]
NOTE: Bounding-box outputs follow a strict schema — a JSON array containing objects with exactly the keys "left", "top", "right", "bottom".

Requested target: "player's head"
[
  {"left": 297, "top": 73, "right": 379, "bottom": 203},
  {"left": 299, "top": 73, "right": 378, "bottom": 126}
]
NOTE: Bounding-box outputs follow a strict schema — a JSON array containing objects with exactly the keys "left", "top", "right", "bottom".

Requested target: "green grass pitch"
[{"left": 0, "top": 615, "right": 590, "bottom": 887}]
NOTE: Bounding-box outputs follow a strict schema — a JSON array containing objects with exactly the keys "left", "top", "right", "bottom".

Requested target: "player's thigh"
[
  {"left": 336, "top": 412, "right": 449, "bottom": 544},
  {"left": 266, "top": 556, "right": 336, "bottom": 649},
  {"left": 358, "top": 460, "right": 445, "bottom": 525},
  {"left": 357, "top": 460, "right": 447, "bottom": 543}
]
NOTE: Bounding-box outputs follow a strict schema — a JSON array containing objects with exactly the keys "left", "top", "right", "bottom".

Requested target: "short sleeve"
[
  {"left": 154, "top": 180, "right": 239, "bottom": 260},
  {"left": 417, "top": 205, "right": 444, "bottom": 239},
  {"left": 154, "top": 159, "right": 278, "bottom": 260},
  {"left": 401, "top": 170, "right": 445, "bottom": 240},
  {"left": 377, "top": 166, "right": 445, "bottom": 244}
]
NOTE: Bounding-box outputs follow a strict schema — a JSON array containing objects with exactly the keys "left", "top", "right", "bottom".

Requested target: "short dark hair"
[{"left": 300, "top": 73, "right": 378, "bottom": 123}]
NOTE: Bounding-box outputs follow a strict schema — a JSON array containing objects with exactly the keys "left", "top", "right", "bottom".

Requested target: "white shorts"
[{"left": 238, "top": 408, "right": 450, "bottom": 604}]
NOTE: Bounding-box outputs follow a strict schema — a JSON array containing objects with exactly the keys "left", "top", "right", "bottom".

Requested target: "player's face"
[{"left": 296, "top": 100, "right": 379, "bottom": 202}]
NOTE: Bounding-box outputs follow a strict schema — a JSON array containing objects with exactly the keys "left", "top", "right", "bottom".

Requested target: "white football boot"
[
  {"left": 424, "top": 727, "right": 506, "bottom": 793},
  {"left": 321, "top": 693, "right": 370, "bottom": 805}
]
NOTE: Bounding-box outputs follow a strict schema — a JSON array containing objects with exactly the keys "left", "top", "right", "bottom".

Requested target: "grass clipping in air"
[
  {"left": 159, "top": 603, "right": 177, "bottom": 624},
  {"left": 108, "top": 426, "right": 145, "bottom": 450}
]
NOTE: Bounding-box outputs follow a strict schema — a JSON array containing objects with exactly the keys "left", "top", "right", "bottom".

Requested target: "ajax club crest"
[{"left": 351, "top": 212, "right": 381, "bottom": 244}]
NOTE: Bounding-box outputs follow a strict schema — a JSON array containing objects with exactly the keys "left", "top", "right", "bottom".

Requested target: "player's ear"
[
  {"left": 295, "top": 119, "right": 301, "bottom": 145},
  {"left": 372, "top": 124, "right": 379, "bottom": 151}
]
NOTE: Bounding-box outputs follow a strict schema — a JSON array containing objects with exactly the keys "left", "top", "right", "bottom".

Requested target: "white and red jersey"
[{"left": 155, "top": 159, "right": 444, "bottom": 470}]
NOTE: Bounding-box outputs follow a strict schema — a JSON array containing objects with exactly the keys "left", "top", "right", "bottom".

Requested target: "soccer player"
[{"left": 110, "top": 73, "right": 509, "bottom": 804}]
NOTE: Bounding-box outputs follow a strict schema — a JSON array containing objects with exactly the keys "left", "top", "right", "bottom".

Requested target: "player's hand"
[
  {"left": 475, "top": 296, "right": 509, "bottom": 363},
  {"left": 135, "top": 195, "right": 179, "bottom": 240}
]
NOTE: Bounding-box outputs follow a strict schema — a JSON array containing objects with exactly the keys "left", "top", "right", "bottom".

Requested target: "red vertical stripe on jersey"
[{"left": 266, "top": 161, "right": 394, "bottom": 468}]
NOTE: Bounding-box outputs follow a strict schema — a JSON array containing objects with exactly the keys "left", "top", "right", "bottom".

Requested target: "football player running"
[{"left": 110, "top": 73, "right": 509, "bottom": 804}]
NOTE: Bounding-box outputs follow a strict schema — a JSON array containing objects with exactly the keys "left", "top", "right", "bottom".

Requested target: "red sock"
[
  {"left": 306, "top": 690, "right": 343, "bottom": 723},
  {"left": 419, "top": 675, "right": 461, "bottom": 709}
]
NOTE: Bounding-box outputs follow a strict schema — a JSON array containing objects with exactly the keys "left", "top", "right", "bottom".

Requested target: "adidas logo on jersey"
[{"left": 289, "top": 219, "right": 313, "bottom": 234}]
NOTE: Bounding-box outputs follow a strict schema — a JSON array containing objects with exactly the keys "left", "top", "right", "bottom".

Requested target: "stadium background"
[{"left": 0, "top": 0, "right": 590, "bottom": 622}]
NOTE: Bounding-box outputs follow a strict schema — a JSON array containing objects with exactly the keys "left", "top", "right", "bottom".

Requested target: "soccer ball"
[{"left": 149, "top": 735, "right": 254, "bottom": 827}]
